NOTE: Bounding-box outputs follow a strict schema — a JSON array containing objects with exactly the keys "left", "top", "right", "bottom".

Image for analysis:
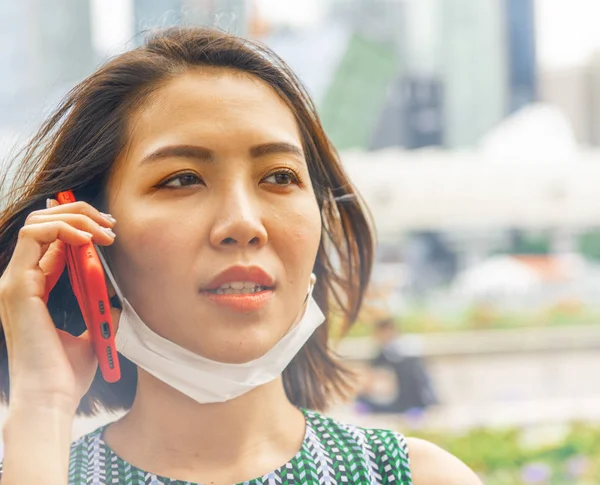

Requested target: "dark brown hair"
[{"left": 0, "top": 27, "right": 374, "bottom": 414}]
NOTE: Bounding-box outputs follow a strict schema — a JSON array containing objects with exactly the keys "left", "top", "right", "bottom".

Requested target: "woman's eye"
[
  {"left": 263, "top": 170, "right": 300, "bottom": 187},
  {"left": 160, "top": 173, "right": 203, "bottom": 188}
]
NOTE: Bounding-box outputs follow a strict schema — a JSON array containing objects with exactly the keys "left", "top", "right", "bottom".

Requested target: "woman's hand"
[{"left": 0, "top": 199, "right": 117, "bottom": 414}]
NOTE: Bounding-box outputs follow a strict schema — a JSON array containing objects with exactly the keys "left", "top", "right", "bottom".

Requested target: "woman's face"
[{"left": 105, "top": 68, "right": 322, "bottom": 364}]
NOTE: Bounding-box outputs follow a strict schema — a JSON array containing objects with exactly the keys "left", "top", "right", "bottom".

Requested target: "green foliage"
[
  {"left": 578, "top": 229, "right": 600, "bottom": 261},
  {"left": 511, "top": 234, "right": 551, "bottom": 255},
  {"left": 411, "top": 422, "right": 600, "bottom": 484},
  {"left": 347, "top": 305, "right": 600, "bottom": 337}
]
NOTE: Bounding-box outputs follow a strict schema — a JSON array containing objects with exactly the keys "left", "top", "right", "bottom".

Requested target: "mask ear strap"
[
  {"left": 281, "top": 273, "right": 318, "bottom": 335},
  {"left": 303, "top": 273, "right": 317, "bottom": 304},
  {"left": 95, "top": 244, "right": 124, "bottom": 302}
]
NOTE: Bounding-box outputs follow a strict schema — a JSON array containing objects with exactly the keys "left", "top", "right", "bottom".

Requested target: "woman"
[{"left": 0, "top": 28, "right": 481, "bottom": 484}]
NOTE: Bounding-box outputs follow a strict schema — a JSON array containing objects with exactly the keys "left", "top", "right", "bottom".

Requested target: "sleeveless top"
[{"left": 4, "top": 409, "right": 413, "bottom": 484}]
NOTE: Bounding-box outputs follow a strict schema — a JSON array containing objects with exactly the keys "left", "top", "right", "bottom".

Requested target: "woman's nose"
[{"left": 209, "top": 190, "right": 268, "bottom": 250}]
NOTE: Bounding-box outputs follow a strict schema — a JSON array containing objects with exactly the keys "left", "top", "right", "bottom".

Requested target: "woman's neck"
[{"left": 103, "top": 370, "right": 306, "bottom": 483}]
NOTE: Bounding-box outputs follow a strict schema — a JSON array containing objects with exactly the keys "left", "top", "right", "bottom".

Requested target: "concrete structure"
[
  {"left": 341, "top": 148, "right": 600, "bottom": 237},
  {"left": 539, "top": 66, "right": 594, "bottom": 145}
]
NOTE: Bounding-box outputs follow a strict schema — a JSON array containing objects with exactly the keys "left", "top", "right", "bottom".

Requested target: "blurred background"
[{"left": 2, "top": 0, "right": 600, "bottom": 483}]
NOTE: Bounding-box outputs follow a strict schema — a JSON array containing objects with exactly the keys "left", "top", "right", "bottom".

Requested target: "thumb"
[
  {"left": 40, "top": 240, "right": 67, "bottom": 304},
  {"left": 57, "top": 329, "right": 98, "bottom": 402}
]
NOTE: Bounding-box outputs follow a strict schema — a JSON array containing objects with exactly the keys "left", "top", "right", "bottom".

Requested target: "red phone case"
[{"left": 56, "top": 191, "right": 121, "bottom": 383}]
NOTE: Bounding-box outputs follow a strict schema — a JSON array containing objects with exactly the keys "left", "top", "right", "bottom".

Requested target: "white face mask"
[{"left": 96, "top": 248, "right": 326, "bottom": 403}]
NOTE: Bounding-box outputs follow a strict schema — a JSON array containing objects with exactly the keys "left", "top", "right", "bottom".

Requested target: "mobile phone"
[{"left": 56, "top": 190, "right": 121, "bottom": 383}]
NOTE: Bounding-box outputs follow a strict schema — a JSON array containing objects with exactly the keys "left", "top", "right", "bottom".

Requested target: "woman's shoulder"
[
  {"left": 305, "top": 408, "right": 411, "bottom": 448},
  {"left": 304, "top": 410, "right": 481, "bottom": 485},
  {"left": 303, "top": 409, "right": 413, "bottom": 483},
  {"left": 403, "top": 437, "right": 482, "bottom": 485}
]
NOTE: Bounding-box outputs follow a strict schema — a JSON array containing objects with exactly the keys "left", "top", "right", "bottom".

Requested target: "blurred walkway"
[{"left": 329, "top": 396, "right": 600, "bottom": 433}]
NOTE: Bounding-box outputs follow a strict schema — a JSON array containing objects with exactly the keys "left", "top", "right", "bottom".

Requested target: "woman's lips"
[
  {"left": 204, "top": 265, "right": 274, "bottom": 290},
  {"left": 201, "top": 288, "right": 274, "bottom": 312}
]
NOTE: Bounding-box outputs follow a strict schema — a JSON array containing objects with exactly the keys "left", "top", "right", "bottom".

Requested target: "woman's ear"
[
  {"left": 96, "top": 244, "right": 121, "bottom": 308},
  {"left": 105, "top": 278, "right": 122, "bottom": 332},
  {"left": 105, "top": 277, "right": 122, "bottom": 310},
  {"left": 110, "top": 301, "right": 122, "bottom": 333},
  {"left": 106, "top": 278, "right": 116, "bottom": 298}
]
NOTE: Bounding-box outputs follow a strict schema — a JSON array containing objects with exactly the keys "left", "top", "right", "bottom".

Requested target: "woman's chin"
[{"left": 186, "top": 338, "right": 279, "bottom": 364}]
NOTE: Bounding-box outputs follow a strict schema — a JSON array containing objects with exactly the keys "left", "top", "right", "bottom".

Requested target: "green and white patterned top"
[{"left": 4, "top": 409, "right": 413, "bottom": 484}]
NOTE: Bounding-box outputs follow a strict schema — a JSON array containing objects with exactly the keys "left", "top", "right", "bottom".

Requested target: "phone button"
[
  {"left": 99, "top": 300, "right": 105, "bottom": 315},
  {"left": 100, "top": 322, "right": 111, "bottom": 339},
  {"left": 106, "top": 346, "right": 114, "bottom": 369}
]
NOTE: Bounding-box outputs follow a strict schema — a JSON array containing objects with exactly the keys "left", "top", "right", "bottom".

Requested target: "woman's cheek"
[
  {"left": 297, "top": 203, "right": 322, "bottom": 246},
  {"left": 275, "top": 208, "right": 321, "bottom": 269},
  {"left": 272, "top": 200, "right": 320, "bottom": 238},
  {"left": 116, "top": 214, "right": 184, "bottom": 270}
]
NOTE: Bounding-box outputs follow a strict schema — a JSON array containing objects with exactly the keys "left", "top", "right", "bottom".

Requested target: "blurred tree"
[
  {"left": 578, "top": 229, "right": 600, "bottom": 261},
  {"left": 508, "top": 229, "right": 550, "bottom": 255}
]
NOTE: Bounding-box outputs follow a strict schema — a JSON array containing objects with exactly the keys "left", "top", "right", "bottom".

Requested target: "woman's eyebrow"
[
  {"left": 249, "top": 142, "right": 304, "bottom": 160},
  {"left": 139, "top": 142, "right": 304, "bottom": 165},
  {"left": 139, "top": 145, "right": 214, "bottom": 165}
]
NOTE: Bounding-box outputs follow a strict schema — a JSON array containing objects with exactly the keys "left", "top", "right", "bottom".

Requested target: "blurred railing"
[{"left": 335, "top": 324, "right": 600, "bottom": 430}]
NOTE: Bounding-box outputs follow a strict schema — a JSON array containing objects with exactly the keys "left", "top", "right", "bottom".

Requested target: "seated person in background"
[{"left": 358, "top": 318, "right": 438, "bottom": 414}]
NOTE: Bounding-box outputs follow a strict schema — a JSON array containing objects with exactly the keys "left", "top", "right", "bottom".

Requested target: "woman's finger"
[
  {"left": 8, "top": 221, "right": 94, "bottom": 272},
  {"left": 24, "top": 212, "right": 116, "bottom": 245},
  {"left": 40, "top": 240, "right": 67, "bottom": 303},
  {"left": 27, "top": 199, "right": 116, "bottom": 229}
]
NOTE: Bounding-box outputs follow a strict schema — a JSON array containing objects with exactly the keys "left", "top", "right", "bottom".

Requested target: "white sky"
[
  {"left": 254, "top": 0, "right": 326, "bottom": 28},
  {"left": 90, "top": 0, "right": 134, "bottom": 56},
  {"left": 90, "top": 0, "right": 600, "bottom": 69},
  {"left": 535, "top": 0, "right": 600, "bottom": 68}
]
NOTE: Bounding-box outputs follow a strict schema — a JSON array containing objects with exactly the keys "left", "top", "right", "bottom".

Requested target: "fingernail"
[
  {"left": 101, "top": 227, "right": 116, "bottom": 238},
  {"left": 46, "top": 198, "right": 53, "bottom": 209},
  {"left": 79, "top": 230, "right": 93, "bottom": 239},
  {"left": 100, "top": 212, "right": 117, "bottom": 224}
]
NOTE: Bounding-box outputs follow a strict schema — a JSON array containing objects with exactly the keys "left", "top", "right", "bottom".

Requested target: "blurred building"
[
  {"left": 370, "top": 75, "right": 444, "bottom": 150},
  {"left": 538, "top": 67, "right": 590, "bottom": 145},
  {"left": 437, "top": 0, "right": 506, "bottom": 148},
  {"left": 318, "top": 0, "right": 537, "bottom": 150},
  {"left": 321, "top": 0, "right": 406, "bottom": 149},
  {"left": 0, "top": 0, "right": 540, "bottom": 150},
  {"left": 0, "top": 0, "right": 95, "bottom": 129},
  {"left": 505, "top": 0, "right": 537, "bottom": 114},
  {"left": 540, "top": 52, "right": 600, "bottom": 147},
  {"left": 439, "top": 0, "right": 536, "bottom": 148}
]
